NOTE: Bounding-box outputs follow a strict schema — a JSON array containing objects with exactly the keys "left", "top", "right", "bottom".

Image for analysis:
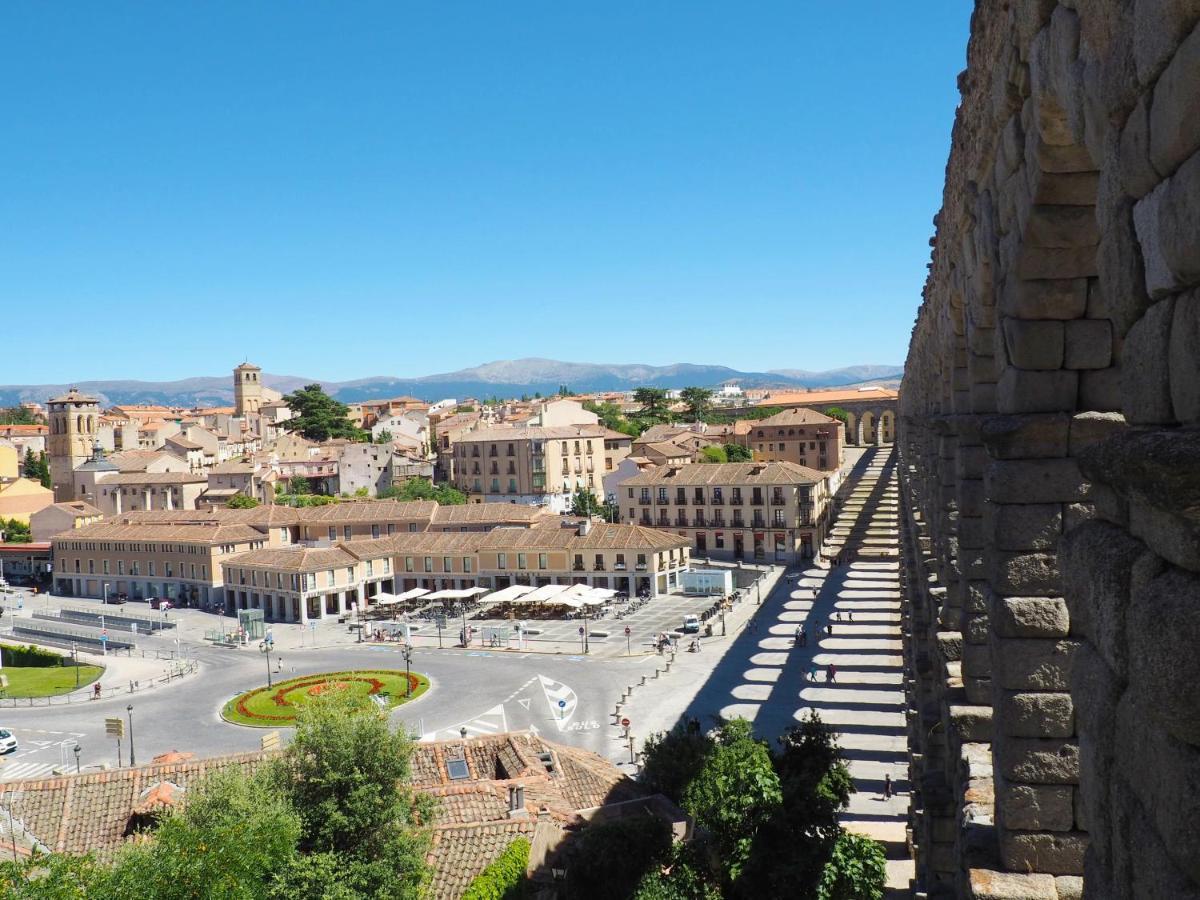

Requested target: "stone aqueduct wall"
[{"left": 900, "top": 2, "right": 1200, "bottom": 898}]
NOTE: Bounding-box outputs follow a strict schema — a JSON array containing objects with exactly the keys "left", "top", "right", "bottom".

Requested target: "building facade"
[
  {"left": 617, "top": 461, "right": 833, "bottom": 564},
  {"left": 47, "top": 389, "right": 99, "bottom": 502},
  {"left": 734, "top": 407, "right": 844, "bottom": 472}
]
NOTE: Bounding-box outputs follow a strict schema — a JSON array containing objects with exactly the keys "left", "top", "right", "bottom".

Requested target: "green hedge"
[
  {"left": 462, "top": 836, "right": 530, "bottom": 900},
  {"left": 1, "top": 644, "right": 67, "bottom": 668}
]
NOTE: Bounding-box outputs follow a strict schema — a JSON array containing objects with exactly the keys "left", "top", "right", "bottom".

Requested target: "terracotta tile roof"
[
  {"left": 99, "top": 473, "right": 206, "bottom": 485},
  {"left": 760, "top": 386, "right": 899, "bottom": 405},
  {"left": 621, "top": 461, "right": 826, "bottom": 486},
  {"left": 426, "top": 820, "right": 539, "bottom": 900},
  {"left": 225, "top": 545, "right": 358, "bottom": 571},
  {"left": 745, "top": 407, "right": 839, "bottom": 427},
  {"left": 456, "top": 425, "right": 607, "bottom": 443},
  {"left": 47, "top": 501, "right": 103, "bottom": 517},
  {"left": 478, "top": 522, "right": 688, "bottom": 552},
  {"left": 430, "top": 504, "right": 552, "bottom": 526},
  {"left": 207, "top": 461, "right": 256, "bottom": 474},
  {"left": 52, "top": 522, "right": 265, "bottom": 544}
]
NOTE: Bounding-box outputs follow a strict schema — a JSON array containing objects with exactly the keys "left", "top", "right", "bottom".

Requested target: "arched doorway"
[{"left": 860, "top": 410, "right": 877, "bottom": 445}]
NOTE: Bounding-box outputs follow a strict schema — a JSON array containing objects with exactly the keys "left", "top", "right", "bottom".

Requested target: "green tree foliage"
[
  {"left": 374, "top": 429, "right": 393, "bottom": 444},
  {"left": 583, "top": 401, "right": 640, "bottom": 437},
  {"left": 632, "top": 844, "right": 722, "bottom": 900},
  {"left": 698, "top": 445, "right": 727, "bottom": 464},
  {"left": 566, "top": 817, "right": 673, "bottom": 900},
  {"left": 461, "top": 837, "right": 529, "bottom": 900},
  {"left": 679, "top": 388, "right": 714, "bottom": 422},
  {"left": 681, "top": 719, "right": 782, "bottom": 884},
  {"left": 723, "top": 443, "right": 753, "bottom": 462},
  {"left": 569, "top": 487, "right": 604, "bottom": 517},
  {"left": 226, "top": 493, "right": 260, "bottom": 509},
  {"left": 816, "top": 832, "right": 887, "bottom": 900},
  {"left": 22, "top": 450, "right": 51, "bottom": 488},
  {"left": 288, "top": 476, "right": 314, "bottom": 495},
  {"left": 378, "top": 480, "right": 467, "bottom": 505},
  {"left": 823, "top": 407, "right": 850, "bottom": 424},
  {"left": 1, "top": 518, "right": 32, "bottom": 543},
  {"left": 640, "top": 725, "right": 714, "bottom": 804},
  {"left": 633, "top": 388, "right": 671, "bottom": 422},
  {"left": 281, "top": 385, "right": 367, "bottom": 442},
  {"left": 265, "top": 696, "right": 432, "bottom": 898},
  {"left": 558, "top": 385, "right": 571, "bottom": 397},
  {"left": 0, "top": 407, "right": 39, "bottom": 425}
]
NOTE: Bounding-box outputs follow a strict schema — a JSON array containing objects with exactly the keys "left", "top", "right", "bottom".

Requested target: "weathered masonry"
[{"left": 900, "top": 3, "right": 1200, "bottom": 899}]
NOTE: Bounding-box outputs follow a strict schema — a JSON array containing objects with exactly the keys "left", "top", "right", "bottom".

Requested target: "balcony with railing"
[
  {"left": 694, "top": 514, "right": 706, "bottom": 527},
  {"left": 572, "top": 562, "right": 585, "bottom": 572},
  {"left": 614, "top": 562, "right": 627, "bottom": 571},
  {"left": 752, "top": 515, "right": 766, "bottom": 528},
  {"left": 674, "top": 515, "right": 688, "bottom": 527},
  {"left": 639, "top": 515, "right": 652, "bottom": 526},
  {"left": 751, "top": 493, "right": 764, "bottom": 506},
  {"left": 635, "top": 562, "right": 648, "bottom": 571},
  {"left": 638, "top": 496, "right": 652, "bottom": 505}
]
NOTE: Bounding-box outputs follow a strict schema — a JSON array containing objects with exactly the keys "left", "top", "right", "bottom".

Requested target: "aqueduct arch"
[{"left": 900, "top": 3, "right": 1200, "bottom": 897}]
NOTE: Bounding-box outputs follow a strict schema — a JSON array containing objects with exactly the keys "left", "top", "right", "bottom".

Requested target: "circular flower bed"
[{"left": 222, "top": 669, "right": 429, "bottom": 727}]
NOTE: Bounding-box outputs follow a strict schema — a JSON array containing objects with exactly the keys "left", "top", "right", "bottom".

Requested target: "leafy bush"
[
  {"left": 2, "top": 643, "right": 66, "bottom": 668},
  {"left": 462, "top": 837, "right": 529, "bottom": 900},
  {"left": 816, "top": 831, "right": 887, "bottom": 900},
  {"left": 566, "top": 817, "right": 672, "bottom": 900},
  {"left": 226, "top": 493, "right": 259, "bottom": 509}
]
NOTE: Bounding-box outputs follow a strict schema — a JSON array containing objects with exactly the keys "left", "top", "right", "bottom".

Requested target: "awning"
[
  {"left": 479, "top": 585, "right": 537, "bottom": 605},
  {"left": 424, "top": 587, "right": 489, "bottom": 600},
  {"left": 395, "top": 588, "right": 431, "bottom": 601},
  {"left": 371, "top": 592, "right": 402, "bottom": 606}
]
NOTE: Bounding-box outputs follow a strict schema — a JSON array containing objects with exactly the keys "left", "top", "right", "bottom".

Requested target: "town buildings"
[
  {"left": 617, "top": 461, "right": 833, "bottom": 564},
  {"left": 450, "top": 425, "right": 608, "bottom": 512},
  {"left": 732, "top": 407, "right": 844, "bottom": 471}
]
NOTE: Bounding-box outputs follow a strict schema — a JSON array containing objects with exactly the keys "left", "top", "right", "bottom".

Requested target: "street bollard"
[
  {"left": 654, "top": 669, "right": 660, "bottom": 678},
  {"left": 640, "top": 676, "right": 646, "bottom": 686}
]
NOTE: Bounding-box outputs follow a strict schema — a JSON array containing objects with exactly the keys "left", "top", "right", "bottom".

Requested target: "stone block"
[
  {"left": 1120, "top": 297, "right": 1176, "bottom": 423},
  {"left": 1033, "top": 171, "right": 1099, "bottom": 207},
  {"left": 963, "top": 640, "right": 993, "bottom": 678},
  {"left": 937, "top": 630, "right": 963, "bottom": 662},
  {"left": 1062, "top": 318, "right": 1112, "bottom": 369},
  {"left": 994, "top": 596, "right": 1071, "bottom": 638},
  {"left": 1078, "top": 365, "right": 1123, "bottom": 413},
  {"left": 1149, "top": 17, "right": 1200, "bottom": 177},
  {"left": 965, "top": 676, "right": 992, "bottom": 706},
  {"left": 989, "top": 503, "right": 1063, "bottom": 551},
  {"left": 1037, "top": 138, "right": 1094, "bottom": 175},
  {"left": 1067, "top": 411, "right": 1125, "bottom": 455},
  {"left": 1107, "top": 779, "right": 1200, "bottom": 900},
  {"left": 967, "top": 870, "right": 1057, "bottom": 900},
  {"left": 1000, "top": 277, "right": 1088, "bottom": 319},
  {"left": 1058, "top": 520, "right": 1145, "bottom": 677},
  {"left": 1063, "top": 502, "right": 1096, "bottom": 532},
  {"left": 1128, "top": 564, "right": 1200, "bottom": 744},
  {"left": 1003, "top": 317, "right": 1066, "bottom": 369},
  {"left": 1159, "top": 149, "right": 1200, "bottom": 288},
  {"left": 993, "top": 638, "right": 1078, "bottom": 691},
  {"left": 996, "top": 368, "right": 1079, "bottom": 414},
  {"left": 1170, "top": 288, "right": 1200, "bottom": 423},
  {"left": 998, "top": 778, "right": 1076, "bottom": 831},
  {"left": 985, "top": 458, "right": 1089, "bottom": 503},
  {"left": 965, "top": 610, "right": 990, "bottom": 644},
  {"left": 993, "top": 551, "right": 1061, "bottom": 596},
  {"left": 1133, "top": 180, "right": 1177, "bottom": 297},
  {"left": 1053, "top": 875, "right": 1083, "bottom": 900},
  {"left": 1025, "top": 204, "right": 1100, "bottom": 248},
  {"left": 980, "top": 413, "right": 1070, "bottom": 459},
  {"left": 1016, "top": 246, "right": 1099, "bottom": 281},
  {"left": 1135, "top": 0, "right": 1200, "bottom": 87},
  {"left": 1000, "top": 691, "right": 1075, "bottom": 738},
  {"left": 949, "top": 704, "right": 994, "bottom": 742},
  {"left": 1119, "top": 94, "right": 1159, "bottom": 199},
  {"left": 1094, "top": 204, "right": 1152, "bottom": 335},
  {"left": 998, "top": 830, "right": 1087, "bottom": 875},
  {"left": 1129, "top": 496, "right": 1200, "bottom": 571},
  {"left": 1115, "top": 693, "right": 1200, "bottom": 886},
  {"left": 1077, "top": 427, "right": 1200, "bottom": 519}
]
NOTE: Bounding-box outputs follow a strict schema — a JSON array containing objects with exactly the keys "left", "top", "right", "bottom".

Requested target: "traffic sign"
[
  {"left": 435, "top": 615, "right": 447, "bottom": 629},
  {"left": 578, "top": 626, "right": 585, "bottom": 635},
  {"left": 557, "top": 699, "right": 567, "bottom": 709},
  {"left": 621, "top": 717, "right": 630, "bottom": 728},
  {"left": 260, "top": 730, "right": 281, "bottom": 752},
  {"left": 624, "top": 626, "right": 631, "bottom": 636},
  {"left": 105, "top": 717, "right": 125, "bottom": 739}
]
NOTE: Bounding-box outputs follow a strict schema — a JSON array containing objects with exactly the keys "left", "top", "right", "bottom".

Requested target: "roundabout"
[{"left": 222, "top": 669, "right": 430, "bottom": 727}]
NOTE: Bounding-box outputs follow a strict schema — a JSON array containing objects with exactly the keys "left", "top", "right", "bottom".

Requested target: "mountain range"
[{"left": 0, "top": 359, "right": 903, "bottom": 408}]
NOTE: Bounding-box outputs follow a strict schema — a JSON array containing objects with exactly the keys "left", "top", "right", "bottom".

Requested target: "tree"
[
  {"left": 21, "top": 450, "right": 51, "bottom": 488},
  {"left": 724, "top": 444, "right": 753, "bottom": 462},
  {"left": 281, "top": 385, "right": 367, "bottom": 442},
  {"left": 633, "top": 843, "right": 722, "bottom": 900},
  {"left": 823, "top": 407, "right": 850, "bottom": 424},
  {"left": 462, "top": 837, "right": 530, "bottom": 900},
  {"left": 699, "top": 445, "right": 727, "bottom": 464},
  {"left": 816, "top": 832, "right": 886, "bottom": 900},
  {"left": 226, "top": 493, "right": 259, "bottom": 509},
  {"left": 1, "top": 519, "right": 31, "bottom": 544},
  {"left": 288, "top": 476, "right": 314, "bottom": 495},
  {"left": 558, "top": 385, "right": 571, "bottom": 397},
  {"left": 566, "top": 817, "right": 673, "bottom": 900},
  {"left": 0, "top": 407, "right": 38, "bottom": 425},
  {"left": 265, "top": 695, "right": 431, "bottom": 898},
  {"left": 584, "top": 401, "right": 641, "bottom": 437},
  {"left": 569, "top": 487, "right": 605, "bottom": 517},
  {"left": 639, "top": 724, "right": 714, "bottom": 809},
  {"left": 375, "top": 429, "right": 393, "bottom": 444},
  {"left": 680, "top": 387, "right": 714, "bottom": 422},
  {"left": 379, "top": 480, "right": 467, "bottom": 505},
  {"left": 633, "top": 388, "right": 671, "bottom": 422}
]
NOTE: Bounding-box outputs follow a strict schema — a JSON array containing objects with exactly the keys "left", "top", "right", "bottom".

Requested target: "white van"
[{"left": 682, "top": 615, "right": 700, "bottom": 634}]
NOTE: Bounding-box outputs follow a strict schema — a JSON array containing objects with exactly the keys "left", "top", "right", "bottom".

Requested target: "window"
[
  {"left": 424, "top": 556, "right": 433, "bottom": 572},
  {"left": 388, "top": 524, "right": 396, "bottom": 535},
  {"left": 344, "top": 526, "right": 352, "bottom": 540},
  {"left": 87, "top": 560, "right": 94, "bottom": 574},
  {"left": 443, "top": 556, "right": 452, "bottom": 572},
  {"left": 119, "top": 560, "right": 126, "bottom": 575},
  {"left": 371, "top": 524, "right": 380, "bottom": 539},
  {"left": 366, "top": 560, "right": 374, "bottom": 576},
  {"left": 715, "top": 532, "right": 725, "bottom": 549},
  {"left": 538, "top": 553, "right": 548, "bottom": 569},
  {"left": 463, "top": 557, "right": 473, "bottom": 573},
  {"left": 405, "top": 557, "right": 414, "bottom": 572},
  {"left": 517, "top": 552, "right": 527, "bottom": 569},
  {"left": 657, "top": 487, "right": 668, "bottom": 503},
  {"left": 497, "top": 553, "right": 507, "bottom": 570},
  {"left": 328, "top": 527, "right": 336, "bottom": 541},
  {"left": 148, "top": 561, "right": 155, "bottom": 576}
]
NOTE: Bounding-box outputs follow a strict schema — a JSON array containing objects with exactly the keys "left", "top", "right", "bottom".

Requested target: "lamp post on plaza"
[
  {"left": 73, "top": 743, "right": 81, "bottom": 774},
  {"left": 126, "top": 705, "right": 136, "bottom": 767},
  {"left": 403, "top": 644, "right": 413, "bottom": 698},
  {"left": 259, "top": 635, "right": 274, "bottom": 688}
]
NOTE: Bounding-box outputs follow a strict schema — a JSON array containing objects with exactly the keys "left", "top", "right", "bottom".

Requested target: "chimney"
[
  {"left": 507, "top": 784, "right": 529, "bottom": 818},
  {"left": 577, "top": 519, "right": 592, "bottom": 537}
]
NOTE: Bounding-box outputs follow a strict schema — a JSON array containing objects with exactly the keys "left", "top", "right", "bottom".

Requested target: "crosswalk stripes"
[
  {"left": 537, "top": 675, "right": 577, "bottom": 730},
  {"left": 420, "top": 703, "right": 508, "bottom": 742},
  {"left": 0, "top": 762, "right": 57, "bottom": 782}
]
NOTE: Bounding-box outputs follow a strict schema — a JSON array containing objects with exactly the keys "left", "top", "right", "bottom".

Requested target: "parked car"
[
  {"left": 149, "top": 597, "right": 171, "bottom": 610},
  {"left": 104, "top": 594, "right": 126, "bottom": 605},
  {"left": 682, "top": 615, "right": 701, "bottom": 634},
  {"left": 0, "top": 730, "right": 18, "bottom": 754}
]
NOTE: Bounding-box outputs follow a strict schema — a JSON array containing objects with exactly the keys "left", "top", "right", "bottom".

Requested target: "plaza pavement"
[{"left": 616, "top": 446, "right": 914, "bottom": 894}]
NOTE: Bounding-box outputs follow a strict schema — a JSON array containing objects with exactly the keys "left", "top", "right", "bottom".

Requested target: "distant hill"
[{"left": 0, "top": 358, "right": 904, "bottom": 407}]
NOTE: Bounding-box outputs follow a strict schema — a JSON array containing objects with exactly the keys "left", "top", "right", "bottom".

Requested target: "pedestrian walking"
[
  {"left": 835, "top": 611, "right": 842, "bottom": 622},
  {"left": 826, "top": 622, "right": 833, "bottom": 635},
  {"left": 847, "top": 611, "right": 853, "bottom": 622},
  {"left": 883, "top": 773, "right": 893, "bottom": 799},
  {"left": 828, "top": 663, "right": 838, "bottom": 683},
  {"left": 808, "top": 665, "right": 818, "bottom": 682},
  {"left": 794, "top": 624, "right": 803, "bottom": 644},
  {"left": 825, "top": 665, "right": 833, "bottom": 684}
]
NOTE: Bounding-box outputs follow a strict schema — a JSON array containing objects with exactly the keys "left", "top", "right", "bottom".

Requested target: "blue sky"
[{"left": 3, "top": 3, "right": 970, "bottom": 383}]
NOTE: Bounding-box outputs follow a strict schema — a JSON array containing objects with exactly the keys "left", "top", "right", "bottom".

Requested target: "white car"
[
  {"left": 682, "top": 615, "right": 701, "bottom": 634},
  {"left": 0, "top": 730, "right": 18, "bottom": 753}
]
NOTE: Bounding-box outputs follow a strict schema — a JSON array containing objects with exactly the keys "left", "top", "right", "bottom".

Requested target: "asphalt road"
[{"left": 0, "top": 631, "right": 658, "bottom": 781}]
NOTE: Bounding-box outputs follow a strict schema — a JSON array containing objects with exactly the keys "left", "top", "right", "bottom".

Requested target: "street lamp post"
[
  {"left": 72, "top": 642, "right": 79, "bottom": 688},
  {"left": 403, "top": 645, "right": 413, "bottom": 698},
  {"left": 73, "top": 744, "right": 81, "bottom": 774},
  {"left": 259, "top": 636, "right": 274, "bottom": 688},
  {"left": 126, "top": 705, "right": 136, "bottom": 766}
]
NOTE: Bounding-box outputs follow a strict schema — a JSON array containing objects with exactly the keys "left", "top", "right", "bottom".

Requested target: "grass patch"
[
  {"left": 222, "top": 669, "right": 429, "bottom": 727},
  {"left": 0, "top": 665, "right": 104, "bottom": 698}
]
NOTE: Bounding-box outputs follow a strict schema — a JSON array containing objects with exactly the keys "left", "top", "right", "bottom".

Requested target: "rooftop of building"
[
  {"left": 620, "top": 460, "right": 826, "bottom": 486},
  {"left": 455, "top": 424, "right": 607, "bottom": 443},
  {"left": 99, "top": 472, "right": 207, "bottom": 485},
  {"left": 745, "top": 407, "right": 840, "bottom": 428},
  {"left": 52, "top": 522, "right": 266, "bottom": 544},
  {"left": 759, "top": 385, "right": 899, "bottom": 405}
]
